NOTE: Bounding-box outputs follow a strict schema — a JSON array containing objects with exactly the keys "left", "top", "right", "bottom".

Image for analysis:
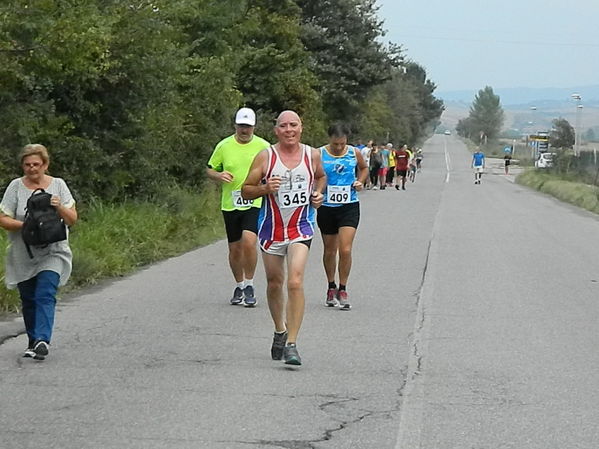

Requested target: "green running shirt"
[{"left": 207, "top": 134, "right": 270, "bottom": 211}]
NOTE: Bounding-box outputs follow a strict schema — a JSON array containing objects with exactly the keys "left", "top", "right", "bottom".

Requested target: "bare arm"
[
  {"left": 0, "top": 213, "right": 23, "bottom": 231},
  {"left": 310, "top": 149, "right": 326, "bottom": 208},
  {"left": 56, "top": 203, "right": 78, "bottom": 227},
  {"left": 353, "top": 150, "right": 369, "bottom": 191},
  {"left": 206, "top": 167, "right": 233, "bottom": 183},
  {"left": 242, "top": 150, "right": 282, "bottom": 200}
]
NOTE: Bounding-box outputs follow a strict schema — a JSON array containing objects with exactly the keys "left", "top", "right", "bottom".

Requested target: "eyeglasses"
[{"left": 23, "top": 162, "right": 43, "bottom": 168}]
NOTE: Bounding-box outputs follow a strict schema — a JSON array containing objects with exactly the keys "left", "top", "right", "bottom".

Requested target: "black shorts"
[
  {"left": 222, "top": 208, "right": 259, "bottom": 243},
  {"left": 316, "top": 202, "right": 360, "bottom": 235},
  {"left": 396, "top": 169, "right": 407, "bottom": 177}
]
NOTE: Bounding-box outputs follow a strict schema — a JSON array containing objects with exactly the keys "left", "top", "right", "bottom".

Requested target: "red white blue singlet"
[{"left": 257, "top": 145, "right": 316, "bottom": 244}]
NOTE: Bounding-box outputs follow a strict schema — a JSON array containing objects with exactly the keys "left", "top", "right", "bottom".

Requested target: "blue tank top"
[{"left": 320, "top": 145, "right": 359, "bottom": 208}]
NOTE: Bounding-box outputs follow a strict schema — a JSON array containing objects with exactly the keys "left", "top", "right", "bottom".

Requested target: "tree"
[
  {"left": 296, "top": 0, "right": 402, "bottom": 123},
  {"left": 466, "top": 86, "right": 504, "bottom": 143},
  {"left": 550, "top": 118, "right": 575, "bottom": 149}
]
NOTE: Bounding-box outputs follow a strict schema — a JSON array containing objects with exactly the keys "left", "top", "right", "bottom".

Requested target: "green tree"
[
  {"left": 550, "top": 118, "right": 575, "bottom": 149},
  {"left": 467, "top": 86, "right": 504, "bottom": 143},
  {"left": 296, "top": 0, "right": 402, "bottom": 123}
]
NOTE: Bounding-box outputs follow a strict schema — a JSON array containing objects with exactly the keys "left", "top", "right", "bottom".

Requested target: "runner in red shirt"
[{"left": 393, "top": 144, "right": 410, "bottom": 190}]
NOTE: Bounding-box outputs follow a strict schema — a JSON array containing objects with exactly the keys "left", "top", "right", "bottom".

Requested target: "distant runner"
[{"left": 472, "top": 147, "right": 485, "bottom": 184}]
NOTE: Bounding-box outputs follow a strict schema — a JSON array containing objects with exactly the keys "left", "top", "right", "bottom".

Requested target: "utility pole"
[{"left": 571, "top": 94, "right": 582, "bottom": 156}]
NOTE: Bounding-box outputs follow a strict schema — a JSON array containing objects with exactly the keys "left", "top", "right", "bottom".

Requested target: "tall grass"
[
  {"left": 517, "top": 170, "right": 599, "bottom": 215},
  {"left": 0, "top": 184, "right": 224, "bottom": 314}
]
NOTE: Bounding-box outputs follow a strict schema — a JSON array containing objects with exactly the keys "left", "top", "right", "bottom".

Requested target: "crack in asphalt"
[{"left": 240, "top": 394, "right": 402, "bottom": 449}]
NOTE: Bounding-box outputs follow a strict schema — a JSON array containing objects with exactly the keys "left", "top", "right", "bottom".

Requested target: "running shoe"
[
  {"left": 395, "top": 185, "right": 399, "bottom": 190},
  {"left": 32, "top": 340, "right": 49, "bottom": 361},
  {"left": 283, "top": 343, "right": 302, "bottom": 365},
  {"left": 337, "top": 290, "right": 352, "bottom": 310},
  {"left": 271, "top": 330, "right": 288, "bottom": 360},
  {"left": 325, "top": 288, "right": 338, "bottom": 307},
  {"left": 230, "top": 287, "right": 244, "bottom": 305},
  {"left": 23, "top": 348, "right": 35, "bottom": 358},
  {"left": 243, "top": 285, "right": 257, "bottom": 307}
]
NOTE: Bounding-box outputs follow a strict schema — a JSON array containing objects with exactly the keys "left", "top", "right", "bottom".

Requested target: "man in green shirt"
[{"left": 206, "top": 108, "right": 270, "bottom": 306}]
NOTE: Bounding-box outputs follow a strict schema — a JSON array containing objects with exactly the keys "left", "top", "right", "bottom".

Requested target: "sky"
[{"left": 376, "top": 0, "right": 599, "bottom": 93}]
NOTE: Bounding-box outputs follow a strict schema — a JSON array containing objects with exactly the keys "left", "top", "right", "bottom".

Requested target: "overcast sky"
[{"left": 376, "top": 0, "right": 599, "bottom": 93}]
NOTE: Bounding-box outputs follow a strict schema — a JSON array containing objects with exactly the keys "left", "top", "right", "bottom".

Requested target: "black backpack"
[{"left": 22, "top": 188, "right": 67, "bottom": 258}]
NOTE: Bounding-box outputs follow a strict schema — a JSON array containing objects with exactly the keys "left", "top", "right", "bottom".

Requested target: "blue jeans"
[{"left": 17, "top": 270, "right": 60, "bottom": 345}]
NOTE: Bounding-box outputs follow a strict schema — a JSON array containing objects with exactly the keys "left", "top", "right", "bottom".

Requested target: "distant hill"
[{"left": 438, "top": 85, "right": 599, "bottom": 107}]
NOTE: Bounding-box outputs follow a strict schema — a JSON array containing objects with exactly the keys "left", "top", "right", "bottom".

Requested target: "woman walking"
[{"left": 0, "top": 144, "right": 78, "bottom": 360}]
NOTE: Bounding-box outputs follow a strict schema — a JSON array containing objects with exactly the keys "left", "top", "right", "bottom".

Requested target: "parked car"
[
  {"left": 535, "top": 152, "right": 555, "bottom": 168},
  {"left": 444, "top": 130, "right": 451, "bottom": 135}
]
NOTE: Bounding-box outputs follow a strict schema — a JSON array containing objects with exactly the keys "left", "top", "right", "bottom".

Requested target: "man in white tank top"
[{"left": 242, "top": 111, "right": 326, "bottom": 366}]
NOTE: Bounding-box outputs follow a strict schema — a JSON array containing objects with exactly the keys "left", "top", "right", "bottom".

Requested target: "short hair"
[
  {"left": 20, "top": 144, "right": 49, "bottom": 165},
  {"left": 327, "top": 123, "right": 351, "bottom": 138}
]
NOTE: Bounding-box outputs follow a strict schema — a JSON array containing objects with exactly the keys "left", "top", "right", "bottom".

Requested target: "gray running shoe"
[
  {"left": 283, "top": 343, "right": 302, "bottom": 365},
  {"left": 325, "top": 288, "right": 338, "bottom": 307},
  {"left": 337, "top": 290, "right": 351, "bottom": 310},
  {"left": 230, "top": 287, "right": 244, "bottom": 305},
  {"left": 243, "top": 285, "right": 257, "bottom": 307},
  {"left": 271, "top": 331, "right": 288, "bottom": 360}
]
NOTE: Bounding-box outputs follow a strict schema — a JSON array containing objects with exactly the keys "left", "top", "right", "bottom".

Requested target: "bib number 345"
[{"left": 279, "top": 190, "right": 309, "bottom": 208}]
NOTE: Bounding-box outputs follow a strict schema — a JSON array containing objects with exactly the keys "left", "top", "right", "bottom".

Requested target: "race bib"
[
  {"left": 232, "top": 190, "right": 253, "bottom": 207},
  {"left": 278, "top": 184, "right": 310, "bottom": 209},
  {"left": 327, "top": 185, "right": 351, "bottom": 204}
]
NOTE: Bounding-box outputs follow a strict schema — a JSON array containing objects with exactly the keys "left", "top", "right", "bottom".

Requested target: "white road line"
[{"left": 444, "top": 139, "right": 451, "bottom": 183}]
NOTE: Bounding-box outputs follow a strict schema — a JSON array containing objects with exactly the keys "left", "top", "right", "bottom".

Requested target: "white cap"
[{"left": 235, "top": 107, "right": 256, "bottom": 126}]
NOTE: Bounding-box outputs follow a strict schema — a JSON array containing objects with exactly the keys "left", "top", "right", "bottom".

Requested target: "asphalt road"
[{"left": 1, "top": 135, "right": 598, "bottom": 449}]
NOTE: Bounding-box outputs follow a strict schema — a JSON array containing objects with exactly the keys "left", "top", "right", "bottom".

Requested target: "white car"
[
  {"left": 444, "top": 130, "right": 451, "bottom": 135},
  {"left": 535, "top": 152, "right": 554, "bottom": 168}
]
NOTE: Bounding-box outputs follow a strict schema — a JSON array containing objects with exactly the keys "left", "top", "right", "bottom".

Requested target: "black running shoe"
[
  {"left": 32, "top": 341, "right": 49, "bottom": 361},
  {"left": 243, "top": 285, "right": 257, "bottom": 307},
  {"left": 283, "top": 343, "right": 302, "bottom": 365},
  {"left": 230, "top": 287, "right": 244, "bottom": 305},
  {"left": 271, "top": 331, "right": 288, "bottom": 360}
]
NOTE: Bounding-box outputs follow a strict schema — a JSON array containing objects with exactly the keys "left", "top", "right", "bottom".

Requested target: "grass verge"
[
  {"left": 0, "top": 184, "right": 224, "bottom": 315},
  {"left": 517, "top": 169, "right": 599, "bottom": 214}
]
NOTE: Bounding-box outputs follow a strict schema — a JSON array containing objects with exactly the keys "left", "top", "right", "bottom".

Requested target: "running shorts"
[
  {"left": 222, "top": 208, "right": 259, "bottom": 243},
  {"left": 396, "top": 169, "right": 407, "bottom": 177},
  {"left": 260, "top": 237, "right": 312, "bottom": 256},
  {"left": 316, "top": 202, "right": 360, "bottom": 235}
]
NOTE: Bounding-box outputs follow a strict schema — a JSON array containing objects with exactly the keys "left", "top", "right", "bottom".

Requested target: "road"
[{"left": 1, "top": 135, "right": 599, "bottom": 448}]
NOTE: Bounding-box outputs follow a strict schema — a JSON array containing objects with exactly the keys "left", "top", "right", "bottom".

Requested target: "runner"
[
  {"left": 379, "top": 144, "right": 390, "bottom": 190},
  {"left": 206, "top": 107, "right": 269, "bottom": 307},
  {"left": 369, "top": 144, "right": 383, "bottom": 190},
  {"left": 407, "top": 147, "right": 416, "bottom": 183},
  {"left": 317, "top": 123, "right": 368, "bottom": 310},
  {"left": 360, "top": 140, "right": 373, "bottom": 189},
  {"left": 504, "top": 151, "right": 512, "bottom": 175},
  {"left": 385, "top": 143, "right": 395, "bottom": 188},
  {"left": 394, "top": 144, "right": 410, "bottom": 190},
  {"left": 415, "top": 148, "right": 423, "bottom": 172},
  {"left": 472, "top": 147, "right": 485, "bottom": 184},
  {"left": 242, "top": 110, "right": 326, "bottom": 366}
]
